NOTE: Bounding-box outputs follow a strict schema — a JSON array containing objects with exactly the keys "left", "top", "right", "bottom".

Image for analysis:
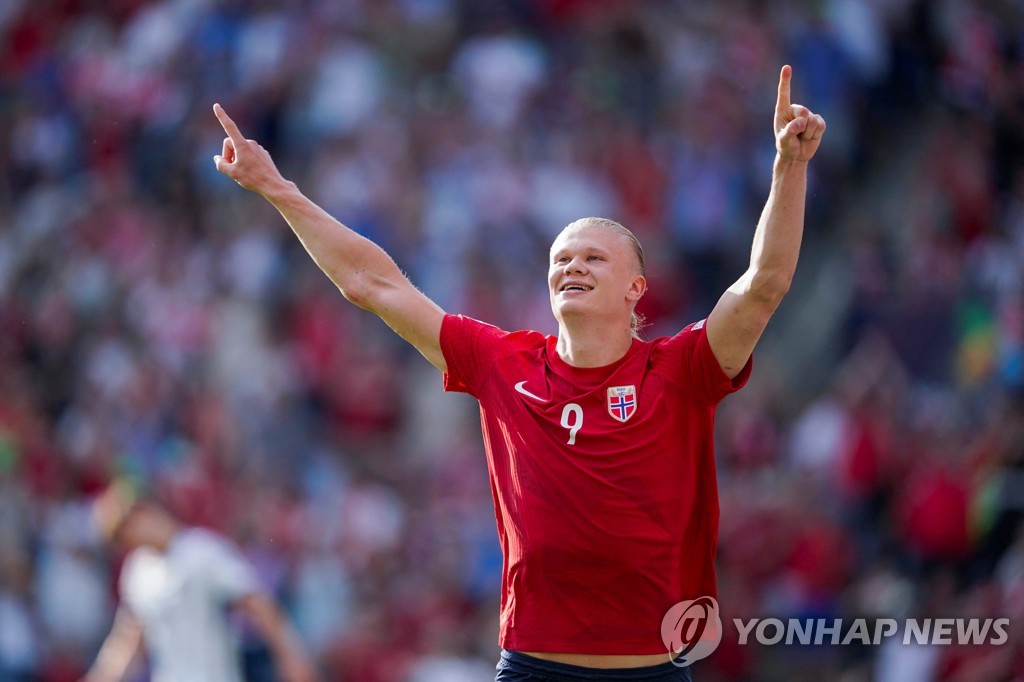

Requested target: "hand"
[
  {"left": 276, "top": 651, "right": 319, "bottom": 682},
  {"left": 212, "top": 103, "right": 287, "bottom": 195},
  {"left": 774, "top": 65, "right": 826, "bottom": 163}
]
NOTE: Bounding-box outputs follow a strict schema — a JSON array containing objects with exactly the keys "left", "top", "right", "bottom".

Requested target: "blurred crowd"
[{"left": 1, "top": 0, "right": 1023, "bottom": 680}]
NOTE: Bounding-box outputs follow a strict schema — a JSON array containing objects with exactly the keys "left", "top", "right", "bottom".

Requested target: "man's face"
[{"left": 548, "top": 226, "right": 645, "bottom": 326}]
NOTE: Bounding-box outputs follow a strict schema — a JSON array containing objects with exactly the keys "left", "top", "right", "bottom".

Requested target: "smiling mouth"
[{"left": 559, "top": 284, "right": 593, "bottom": 292}]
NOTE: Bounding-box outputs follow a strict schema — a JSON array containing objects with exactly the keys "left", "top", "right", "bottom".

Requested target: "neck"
[{"left": 556, "top": 318, "right": 633, "bottom": 367}]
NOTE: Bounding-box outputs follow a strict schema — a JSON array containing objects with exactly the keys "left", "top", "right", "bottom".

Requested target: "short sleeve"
[
  {"left": 440, "top": 314, "right": 508, "bottom": 397},
  {"left": 653, "top": 319, "right": 752, "bottom": 404},
  {"left": 188, "top": 530, "right": 261, "bottom": 603}
]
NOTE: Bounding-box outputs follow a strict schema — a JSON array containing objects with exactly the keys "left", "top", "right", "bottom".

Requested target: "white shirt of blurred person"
[{"left": 82, "top": 481, "right": 317, "bottom": 682}]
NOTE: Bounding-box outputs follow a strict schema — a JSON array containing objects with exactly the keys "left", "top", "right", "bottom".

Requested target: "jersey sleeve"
[
  {"left": 654, "top": 318, "right": 752, "bottom": 404},
  {"left": 440, "top": 314, "right": 508, "bottom": 397},
  {"left": 189, "top": 530, "right": 262, "bottom": 603}
]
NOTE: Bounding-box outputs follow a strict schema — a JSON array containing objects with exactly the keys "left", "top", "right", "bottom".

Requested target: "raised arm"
[
  {"left": 212, "top": 104, "right": 447, "bottom": 371},
  {"left": 705, "top": 65, "right": 826, "bottom": 378}
]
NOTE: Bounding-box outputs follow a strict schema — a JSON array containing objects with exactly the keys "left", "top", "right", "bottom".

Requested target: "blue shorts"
[{"left": 495, "top": 650, "right": 694, "bottom": 681}]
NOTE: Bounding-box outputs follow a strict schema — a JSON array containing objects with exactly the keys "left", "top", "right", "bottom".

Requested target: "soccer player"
[
  {"left": 212, "top": 65, "right": 824, "bottom": 681},
  {"left": 82, "top": 481, "right": 317, "bottom": 682}
]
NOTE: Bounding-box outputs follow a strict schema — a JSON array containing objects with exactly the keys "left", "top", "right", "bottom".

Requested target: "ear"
[{"left": 626, "top": 274, "right": 647, "bottom": 303}]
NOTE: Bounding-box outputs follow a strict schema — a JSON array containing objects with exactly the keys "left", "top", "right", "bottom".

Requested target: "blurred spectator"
[{"left": 0, "top": 548, "right": 40, "bottom": 681}]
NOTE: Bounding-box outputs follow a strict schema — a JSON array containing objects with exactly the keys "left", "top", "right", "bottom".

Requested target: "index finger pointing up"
[
  {"left": 776, "top": 65, "right": 792, "bottom": 115},
  {"left": 213, "top": 103, "right": 245, "bottom": 145}
]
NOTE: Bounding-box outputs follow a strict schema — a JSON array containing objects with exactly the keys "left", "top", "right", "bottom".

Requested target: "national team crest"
[{"left": 607, "top": 385, "right": 637, "bottom": 423}]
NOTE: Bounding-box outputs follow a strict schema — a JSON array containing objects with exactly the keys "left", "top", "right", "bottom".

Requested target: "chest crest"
[{"left": 606, "top": 385, "right": 637, "bottom": 423}]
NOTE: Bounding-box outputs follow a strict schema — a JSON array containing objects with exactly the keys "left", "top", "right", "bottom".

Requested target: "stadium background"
[{"left": 1, "top": 0, "right": 1022, "bottom": 680}]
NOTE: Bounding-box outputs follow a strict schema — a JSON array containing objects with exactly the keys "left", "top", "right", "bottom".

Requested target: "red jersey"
[{"left": 440, "top": 314, "right": 751, "bottom": 654}]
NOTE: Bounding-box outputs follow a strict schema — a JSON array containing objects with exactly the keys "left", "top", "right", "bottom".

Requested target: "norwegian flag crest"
[{"left": 607, "top": 385, "right": 637, "bottom": 423}]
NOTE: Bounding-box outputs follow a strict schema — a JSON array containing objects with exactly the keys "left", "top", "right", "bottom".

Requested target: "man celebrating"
[{"left": 212, "top": 65, "right": 824, "bottom": 681}]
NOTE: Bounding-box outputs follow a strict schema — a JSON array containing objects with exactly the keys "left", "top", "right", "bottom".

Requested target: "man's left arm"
[
  {"left": 237, "top": 593, "right": 319, "bottom": 682},
  {"left": 706, "top": 64, "right": 826, "bottom": 378}
]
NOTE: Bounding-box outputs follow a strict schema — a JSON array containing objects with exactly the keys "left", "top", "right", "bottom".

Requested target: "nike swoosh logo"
[{"left": 514, "top": 381, "right": 545, "bottom": 402}]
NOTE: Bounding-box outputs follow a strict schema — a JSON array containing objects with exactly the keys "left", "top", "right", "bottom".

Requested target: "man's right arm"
[
  {"left": 81, "top": 606, "right": 143, "bottom": 682},
  {"left": 212, "top": 104, "right": 446, "bottom": 372}
]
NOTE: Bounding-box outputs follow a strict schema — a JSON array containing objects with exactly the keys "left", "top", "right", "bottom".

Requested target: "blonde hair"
[{"left": 561, "top": 217, "right": 647, "bottom": 337}]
